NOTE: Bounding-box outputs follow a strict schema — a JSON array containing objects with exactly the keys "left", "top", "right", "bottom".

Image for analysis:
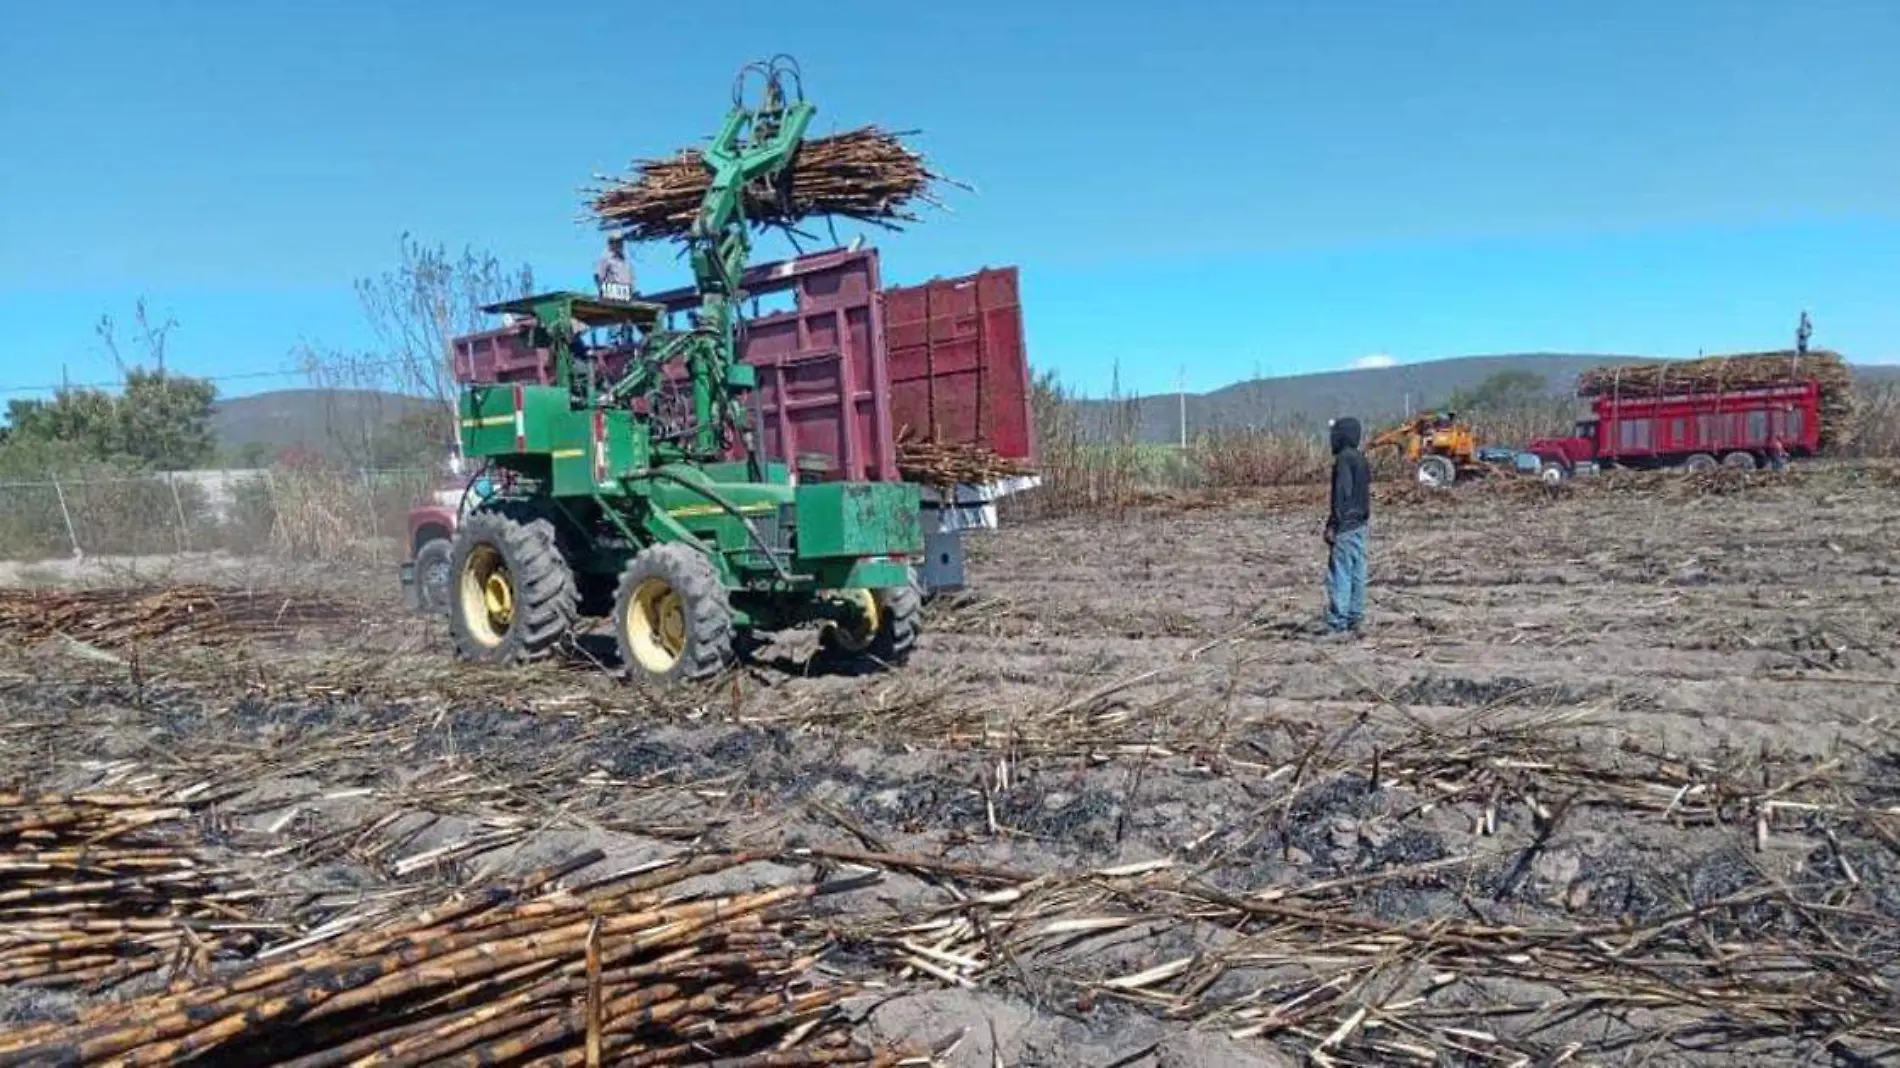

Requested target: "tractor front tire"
[
  {"left": 613, "top": 544, "right": 734, "bottom": 686},
  {"left": 1415, "top": 455, "right": 1457, "bottom": 489},
  {"left": 818, "top": 569, "right": 924, "bottom": 668},
  {"left": 448, "top": 507, "right": 578, "bottom": 664}
]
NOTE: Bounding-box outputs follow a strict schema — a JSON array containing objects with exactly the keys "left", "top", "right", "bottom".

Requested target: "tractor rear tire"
[
  {"left": 1415, "top": 455, "right": 1457, "bottom": 488},
  {"left": 613, "top": 544, "right": 734, "bottom": 685},
  {"left": 448, "top": 506, "right": 578, "bottom": 664},
  {"left": 817, "top": 568, "right": 924, "bottom": 668}
]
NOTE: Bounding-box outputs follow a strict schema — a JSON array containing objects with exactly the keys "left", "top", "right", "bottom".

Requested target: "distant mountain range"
[
  {"left": 211, "top": 387, "right": 439, "bottom": 463},
  {"left": 210, "top": 354, "right": 1900, "bottom": 460}
]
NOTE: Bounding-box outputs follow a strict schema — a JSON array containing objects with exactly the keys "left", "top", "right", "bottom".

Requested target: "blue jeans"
[{"left": 1326, "top": 525, "right": 1367, "bottom": 632}]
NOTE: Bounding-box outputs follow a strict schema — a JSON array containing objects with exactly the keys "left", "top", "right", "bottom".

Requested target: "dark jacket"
[{"left": 1326, "top": 417, "right": 1370, "bottom": 536}]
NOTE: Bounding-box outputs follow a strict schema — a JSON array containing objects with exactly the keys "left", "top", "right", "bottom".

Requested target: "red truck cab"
[{"left": 399, "top": 476, "right": 471, "bottom": 614}]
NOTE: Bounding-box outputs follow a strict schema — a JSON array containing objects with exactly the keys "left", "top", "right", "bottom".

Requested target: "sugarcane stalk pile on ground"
[
  {"left": 0, "top": 850, "right": 906, "bottom": 1067},
  {"left": 587, "top": 128, "right": 956, "bottom": 241},
  {"left": 895, "top": 429, "right": 1034, "bottom": 489},
  {"left": 1576, "top": 349, "right": 1859, "bottom": 450},
  {"left": 0, "top": 584, "right": 351, "bottom": 650},
  {"left": 0, "top": 792, "right": 268, "bottom": 993}
]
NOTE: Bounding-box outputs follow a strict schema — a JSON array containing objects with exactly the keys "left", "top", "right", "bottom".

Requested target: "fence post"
[
  {"left": 263, "top": 469, "right": 285, "bottom": 554},
  {"left": 361, "top": 469, "right": 380, "bottom": 545},
  {"left": 166, "top": 472, "right": 190, "bottom": 553},
  {"left": 50, "top": 473, "right": 82, "bottom": 560}
]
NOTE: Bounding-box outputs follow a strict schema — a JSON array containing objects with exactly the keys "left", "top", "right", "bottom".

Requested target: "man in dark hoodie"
[{"left": 1322, "top": 416, "right": 1371, "bottom": 635}]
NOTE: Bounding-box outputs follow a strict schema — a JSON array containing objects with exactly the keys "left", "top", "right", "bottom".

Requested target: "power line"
[{"left": 0, "top": 357, "right": 419, "bottom": 397}]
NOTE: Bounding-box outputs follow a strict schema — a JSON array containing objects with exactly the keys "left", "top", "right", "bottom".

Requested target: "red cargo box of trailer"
[
  {"left": 883, "top": 266, "right": 1035, "bottom": 466},
  {"left": 644, "top": 246, "right": 1033, "bottom": 482}
]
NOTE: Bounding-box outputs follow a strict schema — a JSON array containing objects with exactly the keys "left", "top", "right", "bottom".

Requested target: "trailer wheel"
[
  {"left": 613, "top": 544, "right": 734, "bottom": 685},
  {"left": 1415, "top": 455, "right": 1457, "bottom": 488},
  {"left": 1722, "top": 451, "right": 1757, "bottom": 470},
  {"left": 448, "top": 505, "right": 578, "bottom": 664},
  {"left": 818, "top": 569, "right": 924, "bottom": 668},
  {"left": 1683, "top": 453, "right": 1718, "bottom": 472}
]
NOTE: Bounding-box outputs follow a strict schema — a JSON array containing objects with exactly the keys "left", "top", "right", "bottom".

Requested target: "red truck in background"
[
  {"left": 401, "top": 245, "right": 1039, "bottom": 613},
  {"left": 1525, "top": 381, "right": 1819, "bottom": 482}
]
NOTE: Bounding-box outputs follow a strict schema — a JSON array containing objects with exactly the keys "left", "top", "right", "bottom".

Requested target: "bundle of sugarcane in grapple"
[
  {"left": 0, "top": 851, "right": 907, "bottom": 1066},
  {"left": 588, "top": 126, "right": 959, "bottom": 242}
]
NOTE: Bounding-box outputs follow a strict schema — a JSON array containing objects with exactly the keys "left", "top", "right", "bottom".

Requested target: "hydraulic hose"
[{"left": 636, "top": 467, "right": 794, "bottom": 583}]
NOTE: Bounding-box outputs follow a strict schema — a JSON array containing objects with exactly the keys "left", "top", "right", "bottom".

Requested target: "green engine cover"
[{"left": 794, "top": 481, "right": 923, "bottom": 560}]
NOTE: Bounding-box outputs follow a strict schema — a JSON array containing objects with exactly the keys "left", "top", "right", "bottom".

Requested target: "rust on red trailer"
[
  {"left": 648, "top": 248, "right": 896, "bottom": 482},
  {"left": 645, "top": 246, "right": 1034, "bottom": 483},
  {"left": 884, "top": 265, "right": 1035, "bottom": 466}
]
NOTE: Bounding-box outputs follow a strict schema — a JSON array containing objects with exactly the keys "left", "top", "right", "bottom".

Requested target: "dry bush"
[
  {"left": 0, "top": 470, "right": 221, "bottom": 560},
  {"left": 0, "top": 483, "right": 76, "bottom": 561},
  {"left": 1843, "top": 381, "right": 1900, "bottom": 459},
  {"left": 1012, "top": 370, "right": 1156, "bottom": 517},
  {"left": 1188, "top": 428, "right": 1330, "bottom": 488},
  {"left": 223, "top": 465, "right": 432, "bottom": 562}
]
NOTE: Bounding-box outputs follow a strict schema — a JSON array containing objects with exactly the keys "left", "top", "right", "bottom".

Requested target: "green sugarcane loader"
[{"left": 445, "top": 59, "right": 924, "bottom": 685}]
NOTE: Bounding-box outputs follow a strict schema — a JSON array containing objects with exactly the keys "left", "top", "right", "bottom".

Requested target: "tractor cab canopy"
[{"left": 484, "top": 292, "right": 667, "bottom": 333}]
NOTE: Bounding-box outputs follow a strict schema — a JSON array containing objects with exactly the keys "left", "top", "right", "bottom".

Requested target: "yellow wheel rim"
[
  {"left": 826, "top": 589, "right": 881, "bottom": 653},
  {"left": 625, "top": 578, "right": 688, "bottom": 674},
  {"left": 458, "top": 544, "right": 514, "bottom": 648}
]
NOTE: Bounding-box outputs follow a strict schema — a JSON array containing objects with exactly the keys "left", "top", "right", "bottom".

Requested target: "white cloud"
[{"left": 1352, "top": 353, "right": 1397, "bottom": 370}]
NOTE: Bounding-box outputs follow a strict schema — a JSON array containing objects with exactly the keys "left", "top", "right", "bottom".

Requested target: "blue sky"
[{"left": 2, "top": 0, "right": 1896, "bottom": 404}]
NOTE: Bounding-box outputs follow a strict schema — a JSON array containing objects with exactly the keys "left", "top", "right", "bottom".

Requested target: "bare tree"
[{"left": 300, "top": 233, "right": 535, "bottom": 466}]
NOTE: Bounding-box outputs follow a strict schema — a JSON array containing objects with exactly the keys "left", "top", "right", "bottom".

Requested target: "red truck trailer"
[
  {"left": 1526, "top": 380, "right": 1821, "bottom": 481},
  {"left": 400, "top": 246, "right": 1039, "bottom": 612}
]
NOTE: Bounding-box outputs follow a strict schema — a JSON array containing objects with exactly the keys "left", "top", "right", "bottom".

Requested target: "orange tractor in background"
[{"left": 1366, "top": 411, "right": 1494, "bottom": 488}]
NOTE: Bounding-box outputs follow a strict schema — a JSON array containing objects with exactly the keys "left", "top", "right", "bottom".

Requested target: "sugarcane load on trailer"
[
  {"left": 441, "top": 58, "right": 936, "bottom": 685},
  {"left": 1525, "top": 330, "right": 1856, "bottom": 483}
]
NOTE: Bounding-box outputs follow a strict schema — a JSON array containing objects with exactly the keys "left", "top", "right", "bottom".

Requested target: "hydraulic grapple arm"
[{"left": 674, "top": 58, "right": 815, "bottom": 462}]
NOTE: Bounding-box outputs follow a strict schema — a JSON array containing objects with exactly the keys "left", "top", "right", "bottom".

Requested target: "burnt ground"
[{"left": 3, "top": 462, "right": 1899, "bottom": 1066}]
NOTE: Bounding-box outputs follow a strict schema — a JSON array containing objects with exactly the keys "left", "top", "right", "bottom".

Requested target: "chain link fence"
[{"left": 0, "top": 468, "right": 437, "bottom": 564}]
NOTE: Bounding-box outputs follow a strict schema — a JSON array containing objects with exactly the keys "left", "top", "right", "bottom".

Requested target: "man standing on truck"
[
  {"left": 595, "top": 234, "right": 635, "bottom": 303},
  {"left": 1321, "top": 416, "right": 1372, "bottom": 637}
]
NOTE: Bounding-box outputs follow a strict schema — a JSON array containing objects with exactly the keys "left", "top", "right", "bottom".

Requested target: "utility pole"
[{"left": 1177, "top": 366, "right": 1187, "bottom": 449}]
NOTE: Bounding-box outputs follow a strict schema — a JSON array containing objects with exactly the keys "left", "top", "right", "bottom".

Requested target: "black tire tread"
[
  {"left": 447, "top": 502, "right": 578, "bottom": 663},
  {"left": 613, "top": 543, "right": 734, "bottom": 685},
  {"left": 818, "top": 568, "right": 924, "bottom": 667},
  {"left": 413, "top": 538, "right": 453, "bottom": 614}
]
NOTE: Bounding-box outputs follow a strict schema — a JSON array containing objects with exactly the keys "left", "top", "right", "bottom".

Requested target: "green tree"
[
  {"left": 1446, "top": 369, "right": 1549, "bottom": 414},
  {"left": 0, "top": 301, "right": 218, "bottom": 472}
]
